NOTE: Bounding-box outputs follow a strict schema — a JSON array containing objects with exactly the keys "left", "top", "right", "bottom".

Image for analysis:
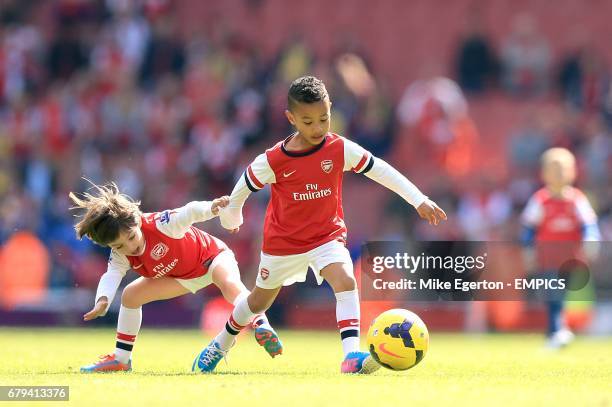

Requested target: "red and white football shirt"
[
  {"left": 521, "top": 186, "right": 598, "bottom": 268},
  {"left": 95, "top": 201, "right": 223, "bottom": 309},
  {"left": 123, "top": 212, "right": 223, "bottom": 280},
  {"left": 522, "top": 187, "right": 597, "bottom": 241},
  {"left": 224, "top": 133, "right": 427, "bottom": 255}
]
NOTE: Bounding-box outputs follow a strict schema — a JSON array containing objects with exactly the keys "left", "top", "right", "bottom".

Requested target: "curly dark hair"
[{"left": 287, "top": 76, "right": 329, "bottom": 111}]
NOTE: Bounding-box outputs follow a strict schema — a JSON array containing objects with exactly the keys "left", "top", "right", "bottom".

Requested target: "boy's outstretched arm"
[
  {"left": 153, "top": 196, "right": 229, "bottom": 238},
  {"left": 219, "top": 153, "right": 276, "bottom": 232},
  {"left": 365, "top": 157, "right": 447, "bottom": 225},
  {"left": 84, "top": 252, "right": 130, "bottom": 320},
  {"left": 343, "top": 138, "right": 447, "bottom": 225},
  {"left": 218, "top": 175, "right": 250, "bottom": 232}
]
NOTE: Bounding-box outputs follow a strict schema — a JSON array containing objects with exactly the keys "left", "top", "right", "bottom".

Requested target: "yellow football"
[{"left": 366, "top": 308, "right": 429, "bottom": 371}]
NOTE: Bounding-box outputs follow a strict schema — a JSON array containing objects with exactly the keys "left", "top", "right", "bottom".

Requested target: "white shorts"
[
  {"left": 256, "top": 239, "right": 353, "bottom": 289},
  {"left": 175, "top": 249, "right": 239, "bottom": 293}
]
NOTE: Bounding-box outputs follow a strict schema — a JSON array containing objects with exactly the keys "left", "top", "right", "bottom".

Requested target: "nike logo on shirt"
[{"left": 283, "top": 170, "right": 296, "bottom": 178}]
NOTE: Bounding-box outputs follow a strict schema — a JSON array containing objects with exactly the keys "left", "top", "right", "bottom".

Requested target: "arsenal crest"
[
  {"left": 321, "top": 160, "right": 333, "bottom": 173},
  {"left": 150, "top": 242, "right": 169, "bottom": 260},
  {"left": 260, "top": 268, "right": 270, "bottom": 280}
]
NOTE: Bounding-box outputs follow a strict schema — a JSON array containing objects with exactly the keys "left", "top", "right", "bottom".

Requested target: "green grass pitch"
[{"left": 0, "top": 328, "right": 610, "bottom": 406}]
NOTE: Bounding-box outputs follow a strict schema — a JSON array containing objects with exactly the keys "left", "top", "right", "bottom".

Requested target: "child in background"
[{"left": 521, "top": 147, "right": 600, "bottom": 348}]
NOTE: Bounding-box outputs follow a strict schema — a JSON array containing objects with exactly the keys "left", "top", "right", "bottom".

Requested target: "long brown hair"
[{"left": 69, "top": 181, "right": 142, "bottom": 246}]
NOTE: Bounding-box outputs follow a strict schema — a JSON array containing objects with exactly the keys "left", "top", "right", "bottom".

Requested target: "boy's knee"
[
  {"left": 335, "top": 274, "right": 356, "bottom": 292},
  {"left": 248, "top": 290, "right": 274, "bottom": 314},
  {"left": 247, "top": 295, "right": 266, "bottom": 314},
  {"left": 121, "top": 286, "right": 141, "bottom": 308}
]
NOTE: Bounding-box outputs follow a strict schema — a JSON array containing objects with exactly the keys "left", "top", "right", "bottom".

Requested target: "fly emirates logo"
[
  {"left": 152, "top": 258, "right": 179, "bottom": 278},
  {"left": 293, "top": 183, "right": 332, "bottom": 201}
]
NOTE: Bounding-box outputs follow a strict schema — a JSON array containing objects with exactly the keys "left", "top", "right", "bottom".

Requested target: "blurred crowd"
[
  {"left": 452, "top": 9, "right": 611, "bottom": 242},
  {"left": 0, "top": 0, "right": 398, "bottom": 293},
  {"left": 0, "top": 1, "right": 609, "bottom": 300}
]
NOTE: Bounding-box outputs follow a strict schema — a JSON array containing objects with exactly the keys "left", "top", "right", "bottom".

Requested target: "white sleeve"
[
  {"left": 343, "top": 137, "right": 373, "bottom": 172},
  {"left": 521, "top": 196, "right": 543, "bottom": 227},
  {"left": 95, "top": 251, "right": 130, "bottom": 315},
  {"left": 343, "top": 137, "right": 427, "bottom": 208},
  {"left": 219, "top": 153, "right": 275, "bottom": 230},
  {"left": 155, "top": 201, "right": 215, "bottom": 238},
  {"left": 574, "top": 193, "right": 600, "bottom": 241},
  {"left": 575, "top": 193, "right": 597, "bottom": 226}
]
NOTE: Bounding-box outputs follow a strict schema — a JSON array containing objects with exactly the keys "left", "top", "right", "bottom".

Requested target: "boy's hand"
[
  {"left": 211, "top": 196, "right": 230, "bottom": 215},
  {"left": 417, "top": 199, "right": 447, "bottom": 226},
  {"left": 219, "top": 205, "right": 243, "bottom": 233},
  {"left": 83, "top": 297, "right": 108, "bottom": 321}
]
